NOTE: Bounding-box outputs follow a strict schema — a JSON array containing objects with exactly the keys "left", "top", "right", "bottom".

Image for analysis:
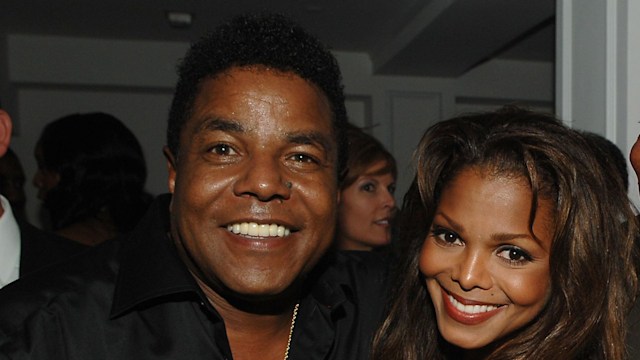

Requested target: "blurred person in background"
[
  {"left": 33, "top": 112, "right": 153, "bottom": 246},
  {"left": 0, "top": 108, "right": 85, "bottom": 289},
  {"left": 336, "top": 123, "right": 397, "bottom": 251}
]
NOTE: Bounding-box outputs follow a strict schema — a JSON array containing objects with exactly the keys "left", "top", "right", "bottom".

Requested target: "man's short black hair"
[{"left": 167, "top": 12, "right": 348, "bottom": 173}]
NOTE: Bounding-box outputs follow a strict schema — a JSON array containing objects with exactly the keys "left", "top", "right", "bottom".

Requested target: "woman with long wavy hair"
[{"left": 372, "top": 106, "right": 638, "bottom": 360}]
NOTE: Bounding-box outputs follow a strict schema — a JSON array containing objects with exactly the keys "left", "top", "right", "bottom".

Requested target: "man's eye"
[
  {"left": 289, "top": 153, "right": 318, "bottom": 164},
  {"left": 209, "top": 144, "right": 234, "bottom": 155}
]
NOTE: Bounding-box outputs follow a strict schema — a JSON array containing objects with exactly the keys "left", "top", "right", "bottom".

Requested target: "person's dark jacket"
[{"left": 0, "top": 195, "right": 388, "bottom": 360}]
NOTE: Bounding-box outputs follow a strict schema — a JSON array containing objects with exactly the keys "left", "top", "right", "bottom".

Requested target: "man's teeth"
[
  {"left": 227, "top": 222, "right": 291, "bottom": 237},
  {"left": 448, "top": 294, "right": 500, "bottom": 314}
]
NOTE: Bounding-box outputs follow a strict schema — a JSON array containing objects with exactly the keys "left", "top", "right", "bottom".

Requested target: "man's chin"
[
  {"left": 206, "top": 279, "right": 303, "bottom": 314},
  {"left": 221, "top": 281, "right": 304, "bottom": 315}
]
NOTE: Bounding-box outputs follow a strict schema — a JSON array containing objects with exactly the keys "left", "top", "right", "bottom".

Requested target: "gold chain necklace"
[{"left": 283, "top": 302, "right": 300, "bottom": 360}]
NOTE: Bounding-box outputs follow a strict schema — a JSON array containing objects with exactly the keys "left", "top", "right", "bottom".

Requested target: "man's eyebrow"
[
  {"left": 286, "top": 131, "right": 335, "bottom": 153},
  {"left": 197, "top": 117, "right": 245, "bottom": 133}
]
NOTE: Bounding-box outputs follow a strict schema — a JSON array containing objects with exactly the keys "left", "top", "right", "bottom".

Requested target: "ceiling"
[{"left": 0, "top": 0, "right": 555, "bottom": 78}]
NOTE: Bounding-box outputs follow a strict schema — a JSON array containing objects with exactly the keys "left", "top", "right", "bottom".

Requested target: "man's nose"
[{"left": 232, "top": 155, "right": 292, "bottom": 202}]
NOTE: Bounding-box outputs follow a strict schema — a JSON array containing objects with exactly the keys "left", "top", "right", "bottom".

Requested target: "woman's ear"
[{"left": 0, "top": 110, "right": 13, "bottom": 157}]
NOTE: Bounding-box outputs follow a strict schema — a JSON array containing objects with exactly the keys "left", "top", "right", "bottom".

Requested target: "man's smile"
[{"left": 227, "top": 222, "right": 292, "bottom": 237}]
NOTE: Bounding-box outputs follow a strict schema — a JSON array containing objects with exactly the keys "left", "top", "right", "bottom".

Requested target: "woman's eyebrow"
[{"left": 434, "top": 212, "right": 465, "bottom": 234}]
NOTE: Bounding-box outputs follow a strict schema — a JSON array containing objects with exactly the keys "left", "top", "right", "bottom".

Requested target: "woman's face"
[
  {"left": 420, "top": 167, "right": 553, "bottom": 350},
  {"left": 32, "top": 144, "right": 60, "bottom": 200},
  {"left": 337, "top": 160, "right": 396, "bottom": 250}
]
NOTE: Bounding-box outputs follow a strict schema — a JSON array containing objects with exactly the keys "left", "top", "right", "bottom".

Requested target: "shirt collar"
[
  {"left": 306, "top": 254, "right": 350, "bottom": 311},
  {"left": 0, "top": 195, "right": 21, "bottom": 288}
]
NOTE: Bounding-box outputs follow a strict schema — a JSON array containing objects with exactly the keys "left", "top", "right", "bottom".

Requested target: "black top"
[
  {"left": 0, "top": 195, "right": 389, "bottom": 360},
  {"left": 18, "top": 221, "right": 87, "bottom": 276}
]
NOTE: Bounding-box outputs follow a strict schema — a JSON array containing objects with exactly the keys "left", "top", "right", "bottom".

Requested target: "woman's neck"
[{"left": 56, "top": 217, "right": 117, "bottom": 246}]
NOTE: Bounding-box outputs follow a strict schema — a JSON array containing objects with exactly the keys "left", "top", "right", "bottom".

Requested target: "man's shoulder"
[
  {"left": 0, "top": 239, "right": 121, "bottom": 336},
  {"left": 317, "top": 250, "right": 390, "bottom": 298},
  {"left": 18, "top": 222, "right": 88, "bottom": 275},
  {"left": 333, "top": 250, "right": 390, "bottom": 276},
  {"left": 292, "top": 250, "right": 391, "bottom": 360}
]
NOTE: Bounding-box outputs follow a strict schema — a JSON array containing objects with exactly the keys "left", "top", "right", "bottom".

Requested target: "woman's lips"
[{"left": 440, "top": 287, "right": 505, "bottom": 325}]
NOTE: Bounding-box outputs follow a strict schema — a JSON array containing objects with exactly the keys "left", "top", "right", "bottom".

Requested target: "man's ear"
[
  {"left": 0, "top": 110, "right": 13, "bottom": 157},
  {"left": 163, "top": 146, "right": 177, "bottom": 194}
]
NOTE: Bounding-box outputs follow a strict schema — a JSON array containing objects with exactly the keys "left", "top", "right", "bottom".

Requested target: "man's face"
[
  {"left": 631, "top": 135, "right": 640, "bottom": 184},
  {"left": 0, "top": 109, "right": 11, "bottom": 158},
  {"left": 0, "top": 152, "right": 26, "bottom": 207},
  {"left": 167, "top": 66, "right": 338, "bottom": 300},
  {"left": 0, "top": 109, "right": 12, "bottom": 216}
]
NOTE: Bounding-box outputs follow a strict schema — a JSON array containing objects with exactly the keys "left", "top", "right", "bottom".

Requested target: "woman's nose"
[{"left": 453, "top": 250, "right": 493, "bottom": 291}]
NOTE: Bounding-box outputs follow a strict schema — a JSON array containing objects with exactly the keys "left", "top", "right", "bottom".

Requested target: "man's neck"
[
  {"left": 198, "top": 279, "right": 299, "bottom": 360},
  {"left": 221, "top": 301, "right": 297, "bottom": 360}
]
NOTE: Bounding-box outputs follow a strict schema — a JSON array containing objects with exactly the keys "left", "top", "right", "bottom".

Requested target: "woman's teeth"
[{"left": 448, "top": 294, "right": 501, "bottom": 314}]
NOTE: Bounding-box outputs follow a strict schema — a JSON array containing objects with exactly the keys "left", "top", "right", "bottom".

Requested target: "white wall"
[
  {"left": 2, "top": 34, "right": 554, "bottom": 227},
  {"left": 557, "top": 0, "right": 640, "bottom": 208},
  {"left": 338, "top": 52, "right": 553, "bottom": 203}
]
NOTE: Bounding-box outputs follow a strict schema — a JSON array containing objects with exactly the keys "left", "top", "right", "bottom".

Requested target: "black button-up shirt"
[{"left": 0, "top": 195, "right": 389, "bottom": 359}]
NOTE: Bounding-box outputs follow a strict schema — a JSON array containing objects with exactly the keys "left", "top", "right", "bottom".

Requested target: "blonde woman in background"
[{"left": 336, "top": 124, "right": 397, "bottom": 251}]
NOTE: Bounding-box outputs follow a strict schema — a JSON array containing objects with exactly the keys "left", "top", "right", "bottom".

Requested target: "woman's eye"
[
  {"left": 431, "top": 227, "right": 462, "bottom": 246},
  {"left": 388, "top": 184, "right": 396, "bottom": 195},
  {"left": 496, "top": 246, "right": 533, "bottom": 265},
  {"left": 361, "top": 183, "right": 375, "bottom": 192}
]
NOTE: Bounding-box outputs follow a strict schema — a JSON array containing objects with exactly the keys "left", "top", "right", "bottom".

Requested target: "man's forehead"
[
  {"left": 205, "top": 66, "right": 329, "bottom": 100},
  {"left": 190, "top": 69, "right": 333, "bottom": 125}
]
